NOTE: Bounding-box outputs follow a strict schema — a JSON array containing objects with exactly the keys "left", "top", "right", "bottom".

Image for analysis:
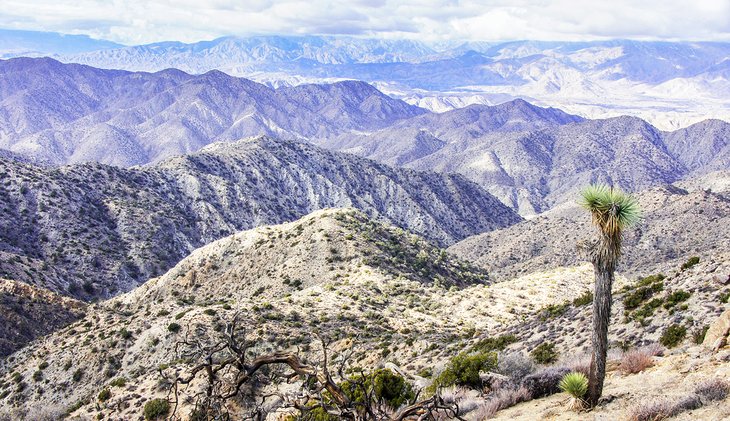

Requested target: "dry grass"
[
  {"left": 469, "top": 386, "right": 532, "bottom": 419},
  {"left": 627, "top": 395, "right": 702, "bottom": 421},
  {"left": 694, "top": 378, "right": 730, "bottom": 403},
  {"left": 619, "top": 348, "right": 655, "bottom": 375}
]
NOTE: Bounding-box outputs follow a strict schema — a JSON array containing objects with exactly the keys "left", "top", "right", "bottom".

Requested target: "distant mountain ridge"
[
  {"left": 1, "top": 57, "right": 728, "bottom": 216},
  {"left": 1, "top": 31, "right": 725, "bottom": 129},
  {"left": 325, "top": 102, "right": 729, "bottom": 215},
  {"left": 0, "top": 136, "right": 519, "bottom": 300},
  {"left": 0, "top": 57, "right": 425, "bottom": 166}
]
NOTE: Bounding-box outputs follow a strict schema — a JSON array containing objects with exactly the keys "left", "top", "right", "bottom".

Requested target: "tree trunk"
[{"left": 588, "top": 260, "right": 614, "bottom": 406}]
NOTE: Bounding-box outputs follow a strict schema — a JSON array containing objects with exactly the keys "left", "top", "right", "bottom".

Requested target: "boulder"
[{"left": 703, "top": 309, "right": 730, "bottom": 352}]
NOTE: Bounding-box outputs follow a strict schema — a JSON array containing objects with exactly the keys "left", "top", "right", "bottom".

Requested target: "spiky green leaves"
[
  {"left": 559, "top": 372, "right": 589, "bottom": 399},
  {"left": 580, "top": 184, "right": 641, "bottom": 234},
  {"left": 580, "top": 184, "right": 640, "bottom": 263}
]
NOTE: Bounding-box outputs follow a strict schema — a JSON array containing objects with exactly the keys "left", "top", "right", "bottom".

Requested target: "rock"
[{"left": 702, "top": 309, "right": 730, "bottom": 351}]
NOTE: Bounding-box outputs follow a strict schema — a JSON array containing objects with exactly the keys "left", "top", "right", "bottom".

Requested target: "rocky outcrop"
[{"left": 703, "top": 309, "right": 730, "bottom": 351}]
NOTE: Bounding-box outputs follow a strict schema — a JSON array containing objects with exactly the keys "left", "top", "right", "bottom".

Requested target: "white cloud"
[{"left": 0, "top": 0, "right": 728, "bottom": 44}]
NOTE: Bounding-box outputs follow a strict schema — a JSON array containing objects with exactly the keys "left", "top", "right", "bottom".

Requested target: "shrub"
[
  {"left": 98, "top": 388, "right": 111, "bottom": 402},
  {"left": 559, "top": 372, "right": 588, "bottom": 410},
  {"left": 431, "top": 351, "right": 497, "bottom": 390},
  {"left": 623, "top": 283, "right": 663, "bottom": 310},
  {"left": 530, "top": 342, "right": 558, "bottom": 364},
  {"left": 471, "top": 334, "right": 518, "bottom": 353},
  {"left": 472, "top": 386, "right": 532, "bottom": 419},
  {"left": 681, "top": 256, "right": 700, "bottom": 271},
  {"left": 572, "top": 291, "right": 593, "bottom": 306},
  {"left": 694, "top": 378, "right": 730, "bottom": 402},
  {"left": 693, "top": 325, "right": 709, "bottom": 344},
  {"left": 663, "top": 290, "right": 691, "bottom": 309},
  {"left": 370, "top": 369, "right": 415, "bottom": 408},
  {"left": 110, "top": 377, "right": 127, "bottom": 388},
  {"left": 119, "top": 328, "right": 133, "bottom": 340},
  {"left": 627, "top": 395, "right": 701, "bottom": 421},
  {"left": 340, "top": 369, "right": 415, "bottom": 409},
  {"left": 497, "top": 352, "right": 535, "bottom": 382},
  {"left": 619, "top": 349, "right": 654, "bottom": 374},
  {"left": 167, "top": 323, "right": 181, "bottom": 333},
  {"left": 143, "top": 398, "right": 170, "bottom": 420},
  {"left": 521, "top": 366, "right": 570, "bottom": 398},
  {"left": 72, "top": 369, "right": 83, "bottom": 382},
  {"left": 538, "top": 303, "right": 568, "bottom": 321},
  {"left": 659, "top": 324, "right": 686, "bottom": 348}
]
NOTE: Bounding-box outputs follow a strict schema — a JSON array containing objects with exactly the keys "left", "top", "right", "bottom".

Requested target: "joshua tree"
[{"left": 579, "top": 184, "right": 640, "bottom": 406}]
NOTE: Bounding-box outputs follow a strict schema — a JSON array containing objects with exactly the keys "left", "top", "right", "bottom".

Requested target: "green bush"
[
  {"left": 660, "top": 324, "right": 686, "bottom": 348},
  {"left": 539, "top": 303, "right": 569, "bottom": 321},
  {"left": 143, "top": 398, "right": 170, "bottom": 420},
  {"left": 623, "top": 281, "right": 663, "bottom": 310},
  {"left": 693, "top": 325, "right": 710, "bottom": 344},
  {"left": 681, "top": 256, "right": 700, "bottom": 271},
  {"left": 558, "top": 372, "right": 588, "bottom": 398},
  {"left": 72, "top": 369, "right": 83, "bottom": 382},
  {"left": 572, "top": 291, "right": 593, "bottom": 306},
  {"left": 430, "top": 351, "right": 497, "bottom": 390},
  {"left": 531, "top": 342, "right": 558, "bottom": 364},
  {"left": 367, "top": 369, "right": 415, "bottom": 408},
  {"left": 167, "top": 322, "right": 181, "bottom": 333},
  {"left": 98, "top": 388, "right": 111, "bottom": 402},
  {"left": 470, "top": 334, "right": 518, "bottom": 353},
  {"left": 664, "top": 290, "right": 691, "bottom": 309},
  {"left": 110, "top": 377, "right": 127, "bottom": 388}
]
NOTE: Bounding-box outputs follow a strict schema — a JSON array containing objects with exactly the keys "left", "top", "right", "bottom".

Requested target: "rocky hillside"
[
  {"left": 0, "top": 209, "right": 489, "bottom": 419},
  {"left": 0, "top": 279, "right": 86, "bottom": 358},
  {"left": 0, "top": 136, "right": 519, "bottom": 300},
  {"left": 325, "top": 103, "right": 727, "bottom": 216},
  {"left": 0, "top": 57, "right": 425, "bottom": 166},
  {"left": 449, "top": 176, "right": 730, "bottom": 281},
  {"left": 1, "top": 209, "right": 726, "bottom": 420}
]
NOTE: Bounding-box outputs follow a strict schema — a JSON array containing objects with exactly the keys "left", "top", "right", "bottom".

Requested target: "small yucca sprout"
[{"left": 559, "top": 372, "right": 588, "bottom": 411}]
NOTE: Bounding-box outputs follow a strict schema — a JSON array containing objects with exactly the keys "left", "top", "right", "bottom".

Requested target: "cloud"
[{"left": 0, "top": 0, "right": 728, "bottom": 44}]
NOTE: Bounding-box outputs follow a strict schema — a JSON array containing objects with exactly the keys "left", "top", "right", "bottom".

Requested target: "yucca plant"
[
  {"left": 559, "top": 372, "right": 589, "bottom": 410},
  {"left": 579, "top": 184, "right": 640, "bottom": 406}
]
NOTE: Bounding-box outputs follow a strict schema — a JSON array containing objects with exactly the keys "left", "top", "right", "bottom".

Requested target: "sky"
[{"left": 1, "top": 0, "right": 729, "bottom": 45}]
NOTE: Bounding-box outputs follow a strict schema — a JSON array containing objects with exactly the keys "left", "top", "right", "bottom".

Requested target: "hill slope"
[
  {"left": 0, "top": 136, "right": 519, "bottom": 300},
  {"left": 1, "top": 209, "right": 726, "bottom": 420},
  {"left": 449, "top": 176, "right": 730, "bottom": 281}
]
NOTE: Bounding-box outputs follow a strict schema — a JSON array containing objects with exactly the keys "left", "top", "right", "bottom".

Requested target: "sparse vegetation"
[
  {"left": 619, "top": 348, "right": 655, "bottom": 374},
  {"left": 558, "top": 372, "right": 588, "bottom": 410},
  {"left": 531, "top": 342, "right": 558, "bottom": 365},
  {"left": 681, "top": 256, "right": 700, "bottom": 271},
  {"left": 430, "top": 351, "right": 497, "bottom": 390},
  {"left": 143, "top": 398, "right": 170, "bottom": 420},
  {"left": 659, "top": 324, "right": 686, "bottom": 348}
]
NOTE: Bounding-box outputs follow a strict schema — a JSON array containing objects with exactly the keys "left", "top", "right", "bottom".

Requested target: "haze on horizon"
[{"left": 1, "top": 0, "right": 729, "bottom": 46}]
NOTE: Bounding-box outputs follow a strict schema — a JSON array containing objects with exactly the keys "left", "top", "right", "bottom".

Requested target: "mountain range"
[
  {"left": 2, "top": 57, "right": 728, "bottom": 216},
  {"left": 0, "top": 136, "right": 519, "bottom": 301},
  {"left": 2, "top": 30, "right": 729, "bottom": 129}
]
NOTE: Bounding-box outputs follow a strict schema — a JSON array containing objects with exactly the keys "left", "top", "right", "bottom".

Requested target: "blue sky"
[{"left": 1, "top": 0, "right": 729, "bottom": 45}]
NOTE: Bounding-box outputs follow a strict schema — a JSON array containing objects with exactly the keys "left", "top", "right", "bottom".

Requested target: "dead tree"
[{"left": 162, "top": 313, "right": 465, "bottom": 420}]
